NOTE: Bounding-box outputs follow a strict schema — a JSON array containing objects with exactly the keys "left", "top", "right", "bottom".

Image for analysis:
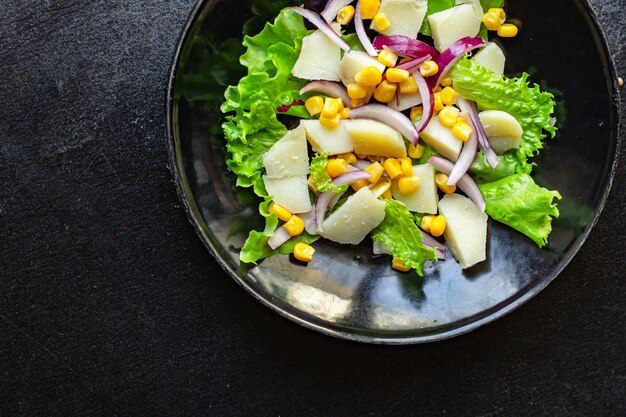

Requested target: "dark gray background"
[{"left": 0, "top": 1, "right": 624, "bottom": 416}]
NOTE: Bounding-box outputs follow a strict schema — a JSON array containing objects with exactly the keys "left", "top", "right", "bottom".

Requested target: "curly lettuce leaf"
[
  {"left": 309, "top": 153, "right": 348, "bottom": 194},
  {"left": 451, "top": 57, "right": 557, "bottom": 175},
  {"left": 479, "top": 174, "right": 561, "bottom": 247},
  {"left": 372, "top": 200, "right": 438, "bottom": 276},
  {"left": 470, "top": 151, "right": 521, "bottom": 183},
  {"left": 221, "top": 8, "right": 311, "bottom": 192}
]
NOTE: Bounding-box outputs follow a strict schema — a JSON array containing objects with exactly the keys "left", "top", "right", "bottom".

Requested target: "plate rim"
[{"left": 164, "top": 0, "right": 623, "bottom": 344}]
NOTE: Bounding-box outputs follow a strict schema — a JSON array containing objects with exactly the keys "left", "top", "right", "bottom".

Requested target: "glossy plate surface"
[{"left": 166, "top": 0, "right": 620, "bottom": 343}]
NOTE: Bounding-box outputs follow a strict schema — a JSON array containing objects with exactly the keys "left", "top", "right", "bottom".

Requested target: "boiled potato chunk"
[
  {"left": 346, "top": 120, "right": 407, "bottom": 158},
  {"left": 263, "top": 124, "right": 309, "bottom": 178},
  {"left": 292, "top": 23, "right": 341, "bottom": 81},
  {"left": 473, "top": 42, "right": 506, "bottom": 75},
  {"left": 456, "top": 0, "right": 484, "bottom": 21},
  {"left": 339, "top": 51, "right": 386, "bottom": 87},
  {"left": 478, "top": 110, "right": 523, "bottom": 154},
  {"left": 370, "top": 0, "right": 428, "bottom": 39},
  {"left": 391, "top": 163, "right": 438, "bottom": 213},
  {"left": 438, "top": 193, "right": 488, "bottom": 269},
  {"left": 419, "top": 117, "right": 463, "bottom": 161},
  {"left": 301, "top": 120, "right": 354, "bottom": 155},
  {"left": 428, "top": 4, "right": 482, "bottom": 51},
  {"left": 389, "top": 91, "right": 422, "bottom": 112},
  {"left": 263, "top": 175, "right": 312, "bottom": 214},
  {"left": 321, "top": 187, "right": 386, "bottom": 245}
]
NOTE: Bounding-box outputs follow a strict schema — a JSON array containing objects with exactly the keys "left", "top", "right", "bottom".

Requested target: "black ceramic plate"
[{"left": 166, "top": 0, "right": 621, "bottom": 343}]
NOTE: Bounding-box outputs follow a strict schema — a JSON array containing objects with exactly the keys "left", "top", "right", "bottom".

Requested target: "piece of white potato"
[
  {"left": 301, "top": 119, "right": 354, "bottom": 155},
  {"left": 263, "top": 175, "right": 312, "bottom": 214},
  {"left": 419, "top": 117, "right": 463, "bottom": 161},
  {"left": 473, "top": 42, "right": 506, "bottom": 75},
  {"left": 438, "top": 193, "right": 488, "bottom": 269},
  {"left": 292, "top": 23, "right": 342, "bottom": 81},
  {"left": 391, "top": 163, "right": 438, "bottom": 214},
  {"left": 370, "top": 0, "right": 428, "bottom": 39},
  {"left": 478, "top": 110, "right": 523, "bottom": 154},
  {"left": 428, "top": 4, "right": 482, "bottom": 52},
  {"left": 388, "top": 91, "right": 423, "bottom": 112},
  {"left": 339, "top": 51, "right": 386, "bottom": 87},
  {"left": 346, "top": 120, "right": 407, "bottom": 158},
  {"left": 263, "top": 124, "right": 309, "bottom": 178},
  {"left": 455, "top": 0, "right": 484, "bottom": 21},
  {"left": 321, "top": 187, "right": 386, "bottom": 245}
]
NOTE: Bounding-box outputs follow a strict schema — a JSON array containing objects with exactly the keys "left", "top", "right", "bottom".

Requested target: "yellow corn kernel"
[
  {"left": 269, "top": 202, "right": 292, "bottom": 222},
  {"left": 326, "top": 158, "right": 349, "bottom": 178},
  {"left": 373, "top": 12, "right": 390, "bottom": 31},
  {"left": 355, "top": 153, "right": 368, "bottom": 159},
  {"left": 304, "top": 96, "right": 324, "bottom": 116},
  {"left": 373, "top": 80, "right": 397, "bottom": 103},
  {"left": 392, "top": 257, "right": 411, "bottom": 272},
  {"left": 293, "top": 242, "right": 315, "bottom": 263},
  {"left": 339, "top": 107, "right": 350, "bottom": 119},
  {"left": 347, "top": 83, "right": 367, "bottom": 99},
  {"left": 482, "top": 13, "right": 502, "bottom": 31},
  {"left": 351, "top": 98, "right": 366, "bottom": 108},
  {"left": 440, "top": 75, "right": 453, "bottom": 87},
  {"left": 498, "top": 23, "right": 518, "bottom": 38},
  {"left": 400, "top": 157, "right": 413, "bottom": 177},
  {"left": 435, "top": 173, "right": 457, "bottom": 194},
  {"left": 355, "top": 66, "right": 383, "bottom": 86},
  {"left": 421, "top": 215, "right": 435, "bottom": 233},
  {"left": 408, "top": 143, "right": 425, "bottom": 159},
  {"left": 410, "top": 106, "right": 423, "bottom": 122},
  {"left": 360, "top": 0, "right": 380, "bottom": 19},
  {"left": 337, "top": 5, "right": 355, "bottom": 25},
  {"left": 370, "top": 178, "right": 391, "bottom": 198},
  {"left": 488, "top": 8, "right": 507, "bottom": 24},
  {"left": 397, "top": 175, "right": 421, "bottom": 194},
  {"left": 381, "top": 188, "right": 393, "bottom": 199},
  {"left": 385, "top": 68, "right": 410, "bottom": 83},
  {"left": 321, "top": 98, "right": 341, "bottom": 118},
  {"left": 398, "top": 75, "right": 418, "bottom": 95},
  {"left": 365, "top": 161, "right": 385, "bottom": 184},
  {"left": 433, "top": 84, "right": 443, "bottom": 93},
  {"left": 419, "top": 60, "right": 439, "bottom": 77},
  {"left": 384, "top": 158, "right": 403, "bottom": 179},
  {"left": 429, "top": 215, "right": 446, "bottom": 237},
  {"left": 438, "top": 105, "right": 460, "bottom": 127},
  {"left": 377, "top": 49, "right": 398, "bottom": 67},
  {"left": 440, "top": 87, "right": 458, "bottom": 106},
  {"left": 452, "top": 120, "right": 472, "bottom": 142},
  {"left": 433, "top": 92, "right": 444, "bottom": 113},
  {"left": 351, "top": 179, "right": 370, "bottom": 191},
  {"left": 337, "top": 152, "right": 357, "bottom": 165},
  {"left": 284, "top": 215, "right": 305, "bottom": 237},
  {"left": 319, "top": 113, "right": 341, "bottom": 128}
]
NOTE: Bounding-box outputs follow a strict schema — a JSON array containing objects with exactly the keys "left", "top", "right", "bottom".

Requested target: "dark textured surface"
[{"left": 0, "top": 0, "right": 623, "bottom": 416}]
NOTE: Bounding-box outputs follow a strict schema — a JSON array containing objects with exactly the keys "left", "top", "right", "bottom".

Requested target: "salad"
[{"left": 221, "top": 0, "right": 561, "bottom": 275}]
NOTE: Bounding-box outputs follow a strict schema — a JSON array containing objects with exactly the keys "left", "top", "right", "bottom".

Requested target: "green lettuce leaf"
[
  {"left": 372, "top": 200, "right": 438, "bottom": 276},
  {"left": 451, "top": 57, "right": 557, "bottom": 175},
  {"left": 479, "top": 174, "right": 561, "bottom": 247},
  {"left": 221, "top": 8, "right": 311, "bottom": 191},
  {"left": 309, "top": 153, "right": 348, "bottom": 194},
  {"left": 470, "top": 151, "right": 522, "bottom": 183}
]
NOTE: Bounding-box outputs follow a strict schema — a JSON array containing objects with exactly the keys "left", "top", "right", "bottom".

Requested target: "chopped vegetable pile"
[{"left": 221, "top": 0, "right": 561, "bottom": 274}]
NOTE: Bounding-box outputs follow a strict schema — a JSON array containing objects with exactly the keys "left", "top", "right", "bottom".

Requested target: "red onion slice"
[
  {"left": 422, "top": 233, "right": 446, "bottom": 260},
  {"left": 429, "top": 37, "right": 485, "bottom": 88},
  {"left": 291, "top": 7, "right": 351, "bottom": 52},
  {"left": 315, "top": 169, "right": 372, "bottom": 232},
  {"left": 372, "top": 35, "right": 440, "bottom": 60},
  {"left": 354, "top": 159, "right": 370, "bottom": 170},
  {"left": 428, "top": 156, "right": 486, "bottom": 212},
  {"left": 395, "top": 55, "right": 431, "bottom": 72},
  {"left": 412, "top": 70, "right": 434, "bottom": 133},
  {"left": 348, "top": 104, "right": 419, "bottom": 145},
  {"left": 457, "top": 97, "right": 500, "bottom": 168},
  {"left": 268, "top": 226, "right": 291, "bottom": 250},
  {"left": 354, "top": 1, "right": 378, "bottom": 56},
  {"left": 300, "top": 81, "right": 351, "bottom": 105},
  {"left": 321, "top": 0, "right": 354, "bottom": 22},
  {"left": 447, "top": 113, "right": 478, "bottom": 185}
]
